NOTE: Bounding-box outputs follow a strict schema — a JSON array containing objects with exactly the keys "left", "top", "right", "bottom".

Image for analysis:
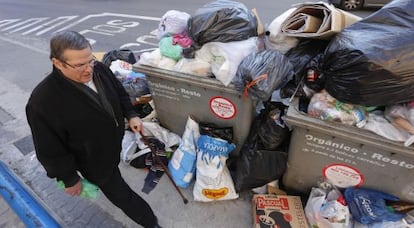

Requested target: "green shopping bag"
[{"left": 57, "top": 178, "right": 99, "bottom": 199}]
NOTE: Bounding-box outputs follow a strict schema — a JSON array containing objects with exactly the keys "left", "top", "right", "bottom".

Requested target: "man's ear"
[{"left": 52, "top": 58, "right": 63, "bottom": 70}]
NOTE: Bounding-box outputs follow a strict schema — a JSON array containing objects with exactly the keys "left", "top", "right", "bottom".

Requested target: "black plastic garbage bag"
[
  {"left": 302, "top": 53, "right": 327, "bottom": 93},
  {"left": 187, "top": 0, "right": 258, "bottom": 50},
  {"left": 133, "top": 102, "right": 153, "bottom": 119},
  {"left": 280, "top": 39, "right": 329, "bottom": 98},
  {"left": 320, "top": 0, "right": 414, "bottom": 106},
  {"left": 233, "top": 49, "right": 294, "bottom": 101},
  {"left": 199, "top": 122, "right": 233, "bottom": 143},
  {"left": 102, "top": 49, "right": 137, "bottom": 67},
  {"left": 121, "top": 77, "right": 150, "bottom": 102},
  {"left": 282, "top": 39, "right": 329, "bottom": 94},
  {"left": 234, "top": 102, "right": 289, "bottom": 192},
  {"left": 285, "top": 39, "right": 329, "bottom": 84},
  {"left": 258, "top": 102, "right": 290, "bottom": 150}
]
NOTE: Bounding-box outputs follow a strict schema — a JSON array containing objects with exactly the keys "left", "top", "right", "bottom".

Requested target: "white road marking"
[
  {"left": 0, "top": 13, "right": 160, "bottom": 52},
  {"left": 0, "top": 19, "right": 21, "bottom": 28},
  {"left": 22, "top": 16, "right": 78, "bottom": 36},
  {"left": 0, "top": 35, "right": 48, "bottom": 55},
  {"left": 56, "top": 12, "right": 159, "bottom": 33},
  {"left": 1, "top": 18, "right": 49, "bottom": 32}
]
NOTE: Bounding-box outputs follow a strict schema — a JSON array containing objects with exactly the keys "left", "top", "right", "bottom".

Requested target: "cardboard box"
[
  {"left": 252, "top": 194, "right": 309, "bottom": 228},
  {"left": 267, "top": 184, "right": 287, "bottom": 196},
  {"left": 93, "top": 52, "right": 106, "bottom": 61}
]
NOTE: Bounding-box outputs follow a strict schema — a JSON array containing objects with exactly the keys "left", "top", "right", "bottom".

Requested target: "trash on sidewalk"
[{"left": 116, "top": 0, "right": 414, "bottom": 225}]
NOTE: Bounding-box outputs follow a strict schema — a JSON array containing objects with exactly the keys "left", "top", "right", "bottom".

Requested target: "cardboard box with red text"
[{"left": 252, "top": 194, "right": 309, "bottom": 228}]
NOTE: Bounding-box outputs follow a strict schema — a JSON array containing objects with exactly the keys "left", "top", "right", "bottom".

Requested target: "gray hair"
[{"left": 49, "top": 31, "right": 91, "bottom": 60}]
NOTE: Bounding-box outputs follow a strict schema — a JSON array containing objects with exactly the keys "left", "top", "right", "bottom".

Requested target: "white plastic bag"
[
  {"left": 173, "top": 57, "right": 212, "bottom": 77},
  {"left": 193, "top": 135, "right": 238, "bottom": 202},
  {"left": 121, "top": 130, "right": 138, "bottom": 164},
  {"left": 157, "top": 10, "right": 191, "bottom": 40},
  {"left": 140, "top": 122, "right": 181, "bottom": 150},
  {"left": 363, "top": 111, "right": 410, "bottom": 142},
  {"left": 385, "top": 102, "right": 414, "bottom": 146},
  {"left": 138, "top": 48, "right": 162, "bottom": 67},
  {"left": 265, "top": 7, "right": 299, "bottom": 53},
  {"left": 308, "top": 90, "right": 367, "bottom": 127},
  {"left": 305, "top": 187, "right": 352, "bottom": 228},
  {"left": 109, "top": 59, "right": 133, "bottom": 78},
  {"left": 158, "top": 56, "right": 177, "bottom": 70},
  {"left": 195, "top": 37, "right": 258, "bottom": 86}
]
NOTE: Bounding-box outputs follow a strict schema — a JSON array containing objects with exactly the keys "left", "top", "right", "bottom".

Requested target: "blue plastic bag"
[
  {"left": 168, "top": 116, "right": 200, "bottom": 188},
  {"left": 344, "top": 187, "right": 406, "bottom": 224}
]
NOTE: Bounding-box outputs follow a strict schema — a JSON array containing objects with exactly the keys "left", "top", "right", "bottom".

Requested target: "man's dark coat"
[{"left": 26, "top": 62, "right": 136, "bottom": 187}]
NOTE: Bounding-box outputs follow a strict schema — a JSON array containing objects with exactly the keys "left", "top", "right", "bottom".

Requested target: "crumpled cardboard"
[{"left": 281, "top": 1, "right": 361, "bottom": 40}]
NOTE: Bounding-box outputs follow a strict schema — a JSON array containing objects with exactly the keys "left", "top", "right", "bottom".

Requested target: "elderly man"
[{"left": 26, "top": 31, "right": 161, "bottom": 228}]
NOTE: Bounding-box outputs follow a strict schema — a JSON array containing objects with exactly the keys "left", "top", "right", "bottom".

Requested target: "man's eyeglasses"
[{"left": 60, "top": 56, "right": 97, "bottom": 72}]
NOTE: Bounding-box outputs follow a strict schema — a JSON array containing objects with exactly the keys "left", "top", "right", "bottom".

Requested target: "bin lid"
[{"left": 132, "top": 64, "right": 241, "bottom": 95}]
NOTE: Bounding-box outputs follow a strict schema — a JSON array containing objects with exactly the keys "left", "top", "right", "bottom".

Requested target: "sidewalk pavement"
[
  {"left": 0, "top": 72, "right": 253, "bottom": 228},
  {"left": 0, "top": 196, "right": 25, "bottom": 228}
]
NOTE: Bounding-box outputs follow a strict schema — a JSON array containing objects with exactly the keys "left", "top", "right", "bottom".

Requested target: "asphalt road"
[{"left": 0, "top": 0, "right": 376, "bottom": 91}]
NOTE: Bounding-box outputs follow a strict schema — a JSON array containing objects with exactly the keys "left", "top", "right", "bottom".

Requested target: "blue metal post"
[{"left": 0, "top": 160, "right": 61, "bottom": 228}]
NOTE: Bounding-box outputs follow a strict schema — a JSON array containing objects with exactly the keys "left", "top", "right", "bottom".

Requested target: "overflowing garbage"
[{"left": 102, "top": 0, "right": 414, "bottom": 226}]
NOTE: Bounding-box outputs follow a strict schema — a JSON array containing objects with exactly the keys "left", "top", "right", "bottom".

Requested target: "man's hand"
[
  {"left": 129, "top": 116, "right": 143, "bottom": 134},
  {"left": 65, "top": 179, "right": 82, "bottom": 196}
]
